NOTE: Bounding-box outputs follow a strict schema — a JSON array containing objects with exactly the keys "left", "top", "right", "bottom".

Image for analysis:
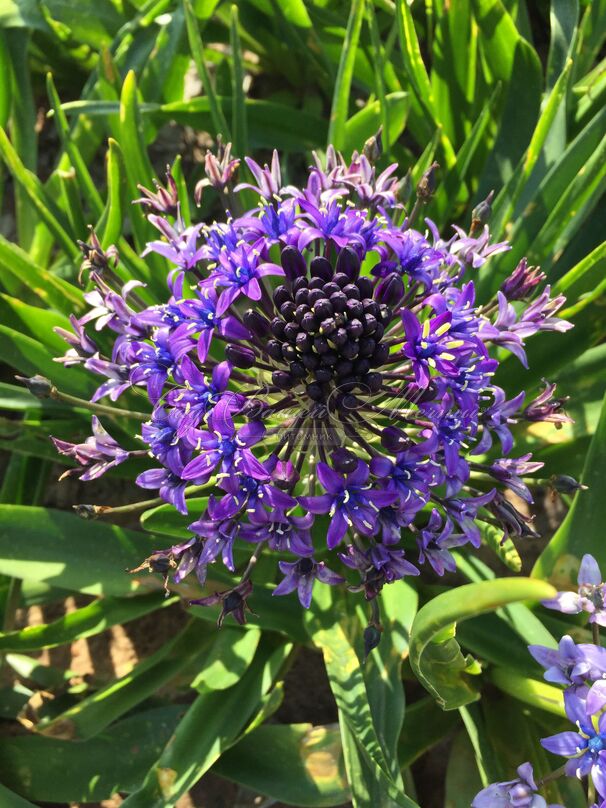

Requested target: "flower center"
[{"left": 265, "top": 252, "right": 392, "bottom": 406}]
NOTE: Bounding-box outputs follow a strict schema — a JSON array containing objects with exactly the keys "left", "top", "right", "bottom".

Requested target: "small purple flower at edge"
[{"left": 542, "top": 554, "right": 606, "bottom": 626}]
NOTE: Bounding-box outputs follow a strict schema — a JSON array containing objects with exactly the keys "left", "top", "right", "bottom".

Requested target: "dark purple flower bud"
[
  {"left": 269, "top": 457, "right": 300, "bottom": 490},
  {"left": 376, "top": 273, "right": 404, "bottom": 307},
  {"left": 310, "top": 256, "right": 333, "bottom": 282},
  {"left": 381, "top": 426, "right": 411, "bottom": 453},
  {"left": 331, "top": 447, "right": 359, "bottom": 474},
  {"left": 500, "top": 258, "right": 546, "bottom": 301},
  {"left": 280, "top": 246, "right": 307, "bottom": 281},
  {"left": 550, "top": 474, "right": 588, "bottom": 495},
  {"left": 16, "top": 374, "right": 54, "bottom": 399},
  {"left": 225, "top": 344, "right": 256, "bottom": 369},
  {"left": 243, "top": 309, "right": 271, "bottom": 338},
  {"left": 416, "top": 161, "right": 439, "bottom": 202},
  {"left": 363, "top": 623, "right": 383, "bottom": 660},
  {"left": 190, "top": 579, "right": 254, "bottom": 628},
  {"left": 335, "top": 246, "right": 361, "bottom": 280}
]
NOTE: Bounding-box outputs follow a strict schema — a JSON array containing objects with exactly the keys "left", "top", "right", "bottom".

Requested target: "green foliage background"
[{"left": 0, "top": 0, "right": 603, "bottom": 805}]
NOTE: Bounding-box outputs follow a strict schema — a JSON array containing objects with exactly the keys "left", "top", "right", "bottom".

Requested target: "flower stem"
[
  {"left": 593, "top": 621, "right": 601, "bottom": 647},
  {"left": 50, "top": 387, "right": 149, "bottom": 421}
]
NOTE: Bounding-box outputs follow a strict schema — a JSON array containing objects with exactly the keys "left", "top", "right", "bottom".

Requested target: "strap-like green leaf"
[{"left": 409, "top": 577, "right": 556, "bottom": 710}]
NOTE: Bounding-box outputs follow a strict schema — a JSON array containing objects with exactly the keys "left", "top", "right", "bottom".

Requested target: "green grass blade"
[
  {"left": 327, "top": 0, "right": 365, "bottom": 152},
  {"left": 0, "top": 127, "right": 79, "bottom": 259},
  {"left": 96, "top": 137, "right": 127, "bottom": 248},
  {"left": 490, "top": 58, "right": 574, "bottom": 240},
  {"left": 229, "top": 3, "right": 248, "bottom": 155},
  {"left": 46, "top": 73, "right": 104, "bottom": 219},
  {"left": 533, "top": 390, "right": 606, "bottom": 581},
  {"left": 183, "top": 0, "right": 231, "bottom": 139},
  {"left": 0, "top": 234, "right": 83, "bottom": 313},
  {"left": 120, "top": 638, "right": 290, "bottom": 807},
  {"left": 0, "top": 592, "right": 174, "bottom": 652}
]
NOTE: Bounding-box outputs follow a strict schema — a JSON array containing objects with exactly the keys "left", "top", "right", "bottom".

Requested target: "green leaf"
[
  {"left": 533, "top": 390, "right": 606, "bottom": 582},
  {"left": 0, "top": 784, "right": 37, "bottom": 808},
  {"left": 0, "top": 234, "right": 83, "bottom": 314},
  {"left": 183, "top": 0, "right": 230, "bottom": 138},
  {"left": 0, "top": 326, "right": 92, "bottom": 398},
  {"left": 489, "top": 667, "right": 565, "bottom": 716},
  {"left": 444, "top": 730, "right": 484, "bottom": 808},
  {"left": 430, "top": 84, "right": 499, "bottom": 223},
  {"left": 229, "top": 3, "right": 248, "bottom": 154},
  {"left": 395, "top": 0, "right": 456, "bottom": 168},
  {"left": 409, "top": 577, "right": 557, "bottom": 709},
  {"left": 96, "top": 137, "right": 127, "bottom": 249},
  {"left": 0, "top": 31, "right": 13, "bottom": 129},
  {"left": 489, "top": 57, "right": 574, "bottom": 240},
  {"left": 46, "top": 72, "right": 104, "bottom": 218},
  {"left": 191, "top": 625, "right": 261, "bottom": 691},
  {"left": 472, "top": 0, "right": 542, "bottom": 193},
  {"left": 0, "top": 706, "right": 185, "bottom": 803},
  {"left": 215, "top": 723, "right": 350, "bottom": 807},
  {"left": 120, "top": 637, "right": 291, "bottom": 807},
  {"left": 38, "top": 619, "right": 215, "bottom": 739},
  {"left": 341, "top": 91, "right": 409, "bottom": 160},
  {"left": 430, "top": 0, "right": 476, "bottom": 148},
  {"left": 0, "top": 592, "right": 174, "bottom": 652},
  {"left": 0, "top": 294, "right": 69, "bottom": 354},
  {"left": 0, "top": 505, "right": 158, "bottom": 597},
  {"left": 362, "top": 580, "right": 417, "bottom": 785},
  {"left": 0, "top": 126, "right": 79, "bottom": 258},
  {"left": 397, "top": 697, "right": 459, "bottom": 769},
  {"left": 327, "top": 0, "right": 365, "bottom": 151},
  {"left": 306, "top": 588, "right": 419, "bottom": 808}
]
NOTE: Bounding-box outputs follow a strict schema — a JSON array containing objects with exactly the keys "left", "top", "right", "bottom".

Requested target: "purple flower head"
[
  {"left": 143, "top": 214, "right": 203, "bottom": 280},
  {"left": 542, "top": 555, "right": 606, "bottom": 626},
  {"left": 55, "top": 143, "right": 573, "bottom": 615},
  {"left": 299, "top": 461, "right": 397, "bottom": 549},
  {"left": 128, "top": 328, "right": 192, "bottom": 404},
  {"left": 136, "top": 466, "right": 188, "bottom": 514},
  {"left": 52, "top": 417, "right": 129, "bottom": 481},
  {"left": 416, "top": 510, "right": 466, "bottom": 576},
  {"left": 472, "top": 762, "right": 548, "bottom": 808},
  {"left": 488, "top": 454, "right": 544, "bottom": 504},
  {"left": 400, "top": 309, "right": 469, "bottom": 388},
  {"left": 241, "top": 508, "right": 313, "bottom": 556},
  {"left": 181, "top": 398, "right": 267, "bottom": 484},
  {"left": 236, "top": 150, "right": 284, "bottom": 199},
  {"left": 340, "top": 542, "right": 419, "bottom": 599},
  {"left": 374, "top": 230, "right": 448, "bottom": 289},
  {"left": 541, "top": 689, "right": 606, "bottom": 798},
  {"left": 529, "top": 634, "right": 606, "bottom": 692},
  {"left": 201, "top": 242, "right": 283, "bottom": 315},
  {"left": 450, "top": 223, "right": 510, "bottom": 269},
  {"left": 273, "top": 557, "right": 344, "bottom": 609}
]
